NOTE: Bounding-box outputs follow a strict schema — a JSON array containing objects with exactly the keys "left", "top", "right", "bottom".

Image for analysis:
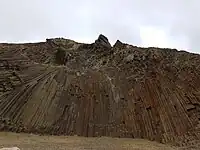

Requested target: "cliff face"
[{"left": 0, "top": 35, "right": 200, "bottom": 146}]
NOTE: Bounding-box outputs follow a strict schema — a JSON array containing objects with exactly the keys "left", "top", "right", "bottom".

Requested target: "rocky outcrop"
[
  {"left": 0, "top": 35, "right": 200, "bottom": 147},
  {"left": 95, "top": 34, "right": 111, "bottom": 48},
  {"left": 113, "top": 40, "right": 125, "bottom": 48}
]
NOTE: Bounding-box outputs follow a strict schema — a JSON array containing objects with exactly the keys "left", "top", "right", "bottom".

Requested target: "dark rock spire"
[{"left": 95, "top": 34, "right": 112, "bottom": 48}]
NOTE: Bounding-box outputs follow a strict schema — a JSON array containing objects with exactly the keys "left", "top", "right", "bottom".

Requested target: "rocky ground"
[{"left": 0, "top": 132, "right": 177, "bottom": 150}]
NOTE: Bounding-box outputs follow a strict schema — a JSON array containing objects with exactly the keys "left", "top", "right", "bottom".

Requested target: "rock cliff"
[{"left": 0, "top": 35, "right": 200, "bottom": 147}]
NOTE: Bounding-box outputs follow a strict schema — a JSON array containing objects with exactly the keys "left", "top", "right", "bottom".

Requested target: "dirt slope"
[
  {"left": 0, "top": 35, "right": 200, "bottom": 147},
  {"left": 0, "top": 132, "right": 177, "bottom": 150}
]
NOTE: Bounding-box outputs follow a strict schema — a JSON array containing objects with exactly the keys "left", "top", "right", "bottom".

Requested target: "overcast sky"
[{"left": 0, "top": 0, "right": 199, "bottom": 53}]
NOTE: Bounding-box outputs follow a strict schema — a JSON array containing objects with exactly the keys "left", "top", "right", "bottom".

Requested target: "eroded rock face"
[{"left": 0, "top": 35, "right": 200, "bottom": 147}]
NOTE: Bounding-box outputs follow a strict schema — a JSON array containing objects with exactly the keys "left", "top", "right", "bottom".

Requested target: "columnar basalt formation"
[{"left": 0, "top": 35, "right": 200, "bottom": 147}]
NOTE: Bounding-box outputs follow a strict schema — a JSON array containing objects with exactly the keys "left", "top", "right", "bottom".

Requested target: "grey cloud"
[
  {"left": 129, "top": 0, "right": 200, "bottom": 52},
  {"left": 0, "top": 0, "right": 58, "bottom": 42},
  {"left": 0, "top": 0, "right": 200, "bottom": 53}
]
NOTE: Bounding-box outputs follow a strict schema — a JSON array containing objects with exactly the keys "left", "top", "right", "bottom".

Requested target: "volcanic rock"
[
  {"left": 113, "top": 40, "right": 125, "bottom": 48},
  {"left": 0, "top": 35, "right": 200, "bottom": 147},
  {"left": 95, "top": 34, "right": 112, "bottom": 48}
]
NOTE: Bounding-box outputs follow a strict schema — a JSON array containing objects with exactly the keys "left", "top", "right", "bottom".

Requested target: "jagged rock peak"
[
  {"left": 95, "top": 34, "right": 112, "bottom": 48},
  {"left": 113, "top": 40, "right": 124, "bottom": 48},
  {"left": 113, "top": 40, "right": 133, "bottom": 49}
]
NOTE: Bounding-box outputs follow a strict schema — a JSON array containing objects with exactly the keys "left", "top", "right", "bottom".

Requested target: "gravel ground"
[{"left": 0, "top": 132, "right": 178, "bottom": 150}]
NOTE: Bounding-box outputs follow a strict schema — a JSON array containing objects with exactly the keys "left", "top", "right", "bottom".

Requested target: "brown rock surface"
[{"left": 0, "top": 35, "right": 200, "bottom": 147}]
